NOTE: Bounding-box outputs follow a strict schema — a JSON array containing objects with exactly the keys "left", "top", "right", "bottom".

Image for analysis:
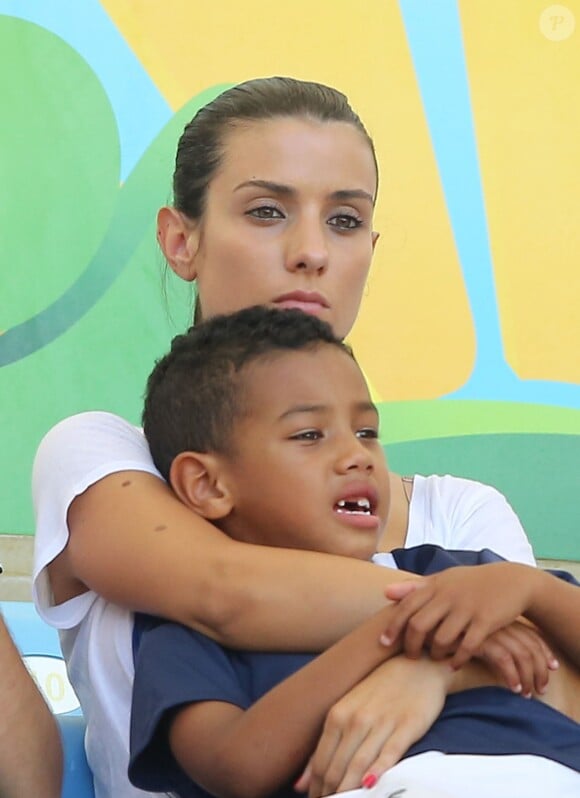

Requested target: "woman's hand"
[{"left": 294, "top": 655, "right": 450, "bottom": 798}]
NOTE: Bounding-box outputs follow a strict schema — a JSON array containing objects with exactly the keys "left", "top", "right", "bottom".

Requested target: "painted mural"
[{"left": 0, "top": 1, "right": 578, "bottom": 558}]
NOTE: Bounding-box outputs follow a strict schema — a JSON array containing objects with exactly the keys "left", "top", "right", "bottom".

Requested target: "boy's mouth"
[{"left": 335, "top": 497, "right": 373, "bottom": 515}]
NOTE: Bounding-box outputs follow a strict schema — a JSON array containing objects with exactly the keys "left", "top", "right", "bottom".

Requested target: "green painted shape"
[
  {"left": 0, "top": 16, "right": 119, "bottom": 331},
  {"left": 1, "top": 79, "right": 230, "bottom": 534},
  {"left": 1, "top": 83, "right": 228, "bottom": 365},
  {"left": 378, "top": 399, "right": 580, "bottom": 443},
  {"left": 386, "top": 433, "right": 580, "bottom": 561}
]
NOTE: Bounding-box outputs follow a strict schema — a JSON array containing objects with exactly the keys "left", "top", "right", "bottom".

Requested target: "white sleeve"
[
  {"left": 31, "top": 411, "right": 163, "bottom": 627},
  {"left": 409, "top": 475, "right": 536, "bottom": 566}
]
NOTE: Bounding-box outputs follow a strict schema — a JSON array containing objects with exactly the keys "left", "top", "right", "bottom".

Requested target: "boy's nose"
[{"left": 335, "top": 439, "right": 374, "bottom": 474}]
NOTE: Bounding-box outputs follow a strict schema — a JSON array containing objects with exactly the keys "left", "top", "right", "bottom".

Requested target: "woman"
[{"left": 32, "top": 77, "right": 535, "bottom": 798}]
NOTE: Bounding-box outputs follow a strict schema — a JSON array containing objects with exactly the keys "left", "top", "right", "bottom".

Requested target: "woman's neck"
[{"left": 378, "top": 473, "right": 412, "bottom": 552}]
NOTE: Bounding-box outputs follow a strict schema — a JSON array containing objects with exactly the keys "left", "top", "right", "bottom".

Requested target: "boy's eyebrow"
[
  {"left": 278, "top": 401, "right": 378, "bottom": 421},
  {"left": 278, "top": 404, "right": 327, "bottom": 421},
  {"left": 234, "top": 179, "right": 374, "bottom": 205}
]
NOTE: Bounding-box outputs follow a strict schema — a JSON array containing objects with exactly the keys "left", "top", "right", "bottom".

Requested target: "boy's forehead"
[{"left": 239, "top": 345, "right": 372, "bottom": 413}]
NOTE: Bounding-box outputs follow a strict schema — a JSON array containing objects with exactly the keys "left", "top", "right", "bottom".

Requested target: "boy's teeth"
[{"left": 336, "top": 498, "right": 371, "bottom": 513}]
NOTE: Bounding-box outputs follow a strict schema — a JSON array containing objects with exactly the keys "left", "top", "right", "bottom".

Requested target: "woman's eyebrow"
[
  {"left": 234, "top": 180, "right": 374, "bottom": 205},
  {"left": 330, "top": 189, "right": 374, "bottom": 205},
  {"left": 234, "top": 179, "right": 293, "bottom": 195}
]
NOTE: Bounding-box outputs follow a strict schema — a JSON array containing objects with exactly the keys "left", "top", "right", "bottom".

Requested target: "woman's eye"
[
  {"left": 328, "top": 214, "right": 363, "bottom": 231},
  {"left": 291, "top": 430, "right": 323, "bottom": 442},
  {"left": 356, "top": 427, "right": 379, "bottom": 440},
  {"left": 247, "top": 206, "right": 284, "bottom": 220}
]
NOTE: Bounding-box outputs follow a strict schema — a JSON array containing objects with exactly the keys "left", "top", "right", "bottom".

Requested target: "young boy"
[{"left": 129, "top": 306, "right": 580, "bottom": 798}]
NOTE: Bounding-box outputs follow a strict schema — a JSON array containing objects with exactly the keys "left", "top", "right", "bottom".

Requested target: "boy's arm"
[
  {"left": 525, "top": 568, "right": 580, "bottom": 667},
  {"left": 132, "top": 606, "right": 400, "bottom": 798}
]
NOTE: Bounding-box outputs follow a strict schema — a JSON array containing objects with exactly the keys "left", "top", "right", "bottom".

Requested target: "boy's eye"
[
  {"left": 356, "top": 427, "right": 379, "bottom": 440},
  {"left": 290, "top": 429, "right": 323, "bottom": 442},
  {"left": 328, "top": 213, "right": 363, "bottom": 231},
  {"left": 247, "top": 206, "right": 284, "bottom": 220}
]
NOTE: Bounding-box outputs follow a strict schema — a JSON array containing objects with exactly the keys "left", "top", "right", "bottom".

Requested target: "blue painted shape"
[
  {"left": 0, "top": 601, "right": 82, "bottom": 716},
  {"left": 1, "top": 600, "right": 62, "bottom": 656},
  {"left": 59, "top": 715, "right": 95, "bottom": 798},
  {"left": 398, "top": 0, "right": 580, "bottom": 408},
  {"left": 1, "top": 603, "right": 94, "bottom": 793},
  {"left": 0, "top": 0, "right": 171, "bottom": 179},
  {"left": 398, "top": 0, "right": 504, "bottom": 369}
]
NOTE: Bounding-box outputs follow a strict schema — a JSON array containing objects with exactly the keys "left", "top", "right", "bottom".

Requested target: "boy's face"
[{"left": 218, "top": 344, "right": 390, "bottom": 561}]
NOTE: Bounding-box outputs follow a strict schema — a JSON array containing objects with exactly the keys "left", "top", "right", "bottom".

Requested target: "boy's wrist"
[{"left": 447, "top": 657, "right": 499, "bottom": 694}]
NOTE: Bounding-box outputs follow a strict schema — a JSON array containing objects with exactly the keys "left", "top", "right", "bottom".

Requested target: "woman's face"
[{"left": 176, "top": 117, "right": 378, "bottom": 339}]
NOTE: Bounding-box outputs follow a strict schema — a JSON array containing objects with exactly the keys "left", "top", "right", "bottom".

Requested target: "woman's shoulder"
[
  {"left": 35, "top": 410, "right": 148, "bottom": 463},
  {"left": 411, "top": 473, "right": 503, "bottom": 505},
  {"left": 408, "top": 473, "right": 535, "bottom": 564},
  {"left": 32, "top": 411, "right": 160, "bottom": 507},
  {"left": 38, "top": 410, "right": 143, "bottom": 443}
]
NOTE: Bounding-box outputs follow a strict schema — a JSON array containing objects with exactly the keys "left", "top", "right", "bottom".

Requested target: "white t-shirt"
[
  {"left": 331, "top": 751, "right": 580, "bottom": 798},
  {"left": 32, "top": 411, "right": 536, "bottom": 798}
]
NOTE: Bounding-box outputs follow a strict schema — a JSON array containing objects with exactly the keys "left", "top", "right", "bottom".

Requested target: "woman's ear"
[
  {"left": 168, "top": 451, "right": 233, "bottom": 520},
  {"left": 157, "top": 206, "right": 201, "bottom": 282},
  {"left": 371, "top": 230, "right": 380, "bottom": 250}
]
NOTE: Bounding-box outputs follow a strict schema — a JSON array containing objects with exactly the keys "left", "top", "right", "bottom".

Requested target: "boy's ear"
[
  {"left": 169, "top": 451, "right": 233, "bottom": 520},
  {"left": 157, "top": 206, "right": 201, "bottom": 282}
]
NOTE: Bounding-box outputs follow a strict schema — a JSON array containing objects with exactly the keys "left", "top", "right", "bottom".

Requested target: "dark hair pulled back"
[{"left": 172, "top": 75, "right": 378, "bottom": 221}]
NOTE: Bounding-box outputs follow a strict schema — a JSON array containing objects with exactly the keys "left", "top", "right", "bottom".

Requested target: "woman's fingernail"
[
  {"left": 379, "top": 634, "right": 391, "bottom": 646},
  {"left": 362, "top": 773, "right": 377, "bottom": 789},
  {"left": 513, "top": 683, "right": 522, "bottom": 693},
  {"left": 550, "top": 658, "right": 560, "bottom": 670}
]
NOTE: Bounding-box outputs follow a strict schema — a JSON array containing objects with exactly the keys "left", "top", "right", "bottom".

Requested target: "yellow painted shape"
[
  {"left": 102, "top": 0, "right": 476, "bottom": 399},
  {"left": 460, "top": 0, "right": 580, "bottom": 383}
]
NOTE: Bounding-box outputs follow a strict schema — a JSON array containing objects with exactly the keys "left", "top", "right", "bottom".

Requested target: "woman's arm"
[
  {"left": 35, "top": 413, "right": 421, "bottom": 650},
  {"left": 0, "top": 618, "right": 62, "bottom": 798},
  {"left": 58, "top": 470, "right": 423, "bottom": 649}
]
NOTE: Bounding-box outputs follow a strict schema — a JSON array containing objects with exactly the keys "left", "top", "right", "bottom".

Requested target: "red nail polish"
[{"left": 362, "top": 773, "right": 377, "bottom": 789}]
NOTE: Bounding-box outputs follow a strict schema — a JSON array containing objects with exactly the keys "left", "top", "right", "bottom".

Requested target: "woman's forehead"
[{"left": 218, "top": 116, "right": 377, "bottom": 189}]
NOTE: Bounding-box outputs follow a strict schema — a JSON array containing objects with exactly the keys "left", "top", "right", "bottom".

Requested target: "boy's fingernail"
[
  {"left": 362, "top": 773, "right": 378, "bottom": 789},
  {"left": 513, "top": 683, "right": 522, "bottom": 693},
  {"left": 550, "top": 658, "right": 560, "bottom": 670},
  {"left": 379, "top": 634, "right": 391, "bottom": 646}
]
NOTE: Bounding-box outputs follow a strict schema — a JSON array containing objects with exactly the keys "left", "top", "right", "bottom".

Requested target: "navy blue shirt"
[{"left": 129, "top": 545, "right": 580, "bottom": 796}]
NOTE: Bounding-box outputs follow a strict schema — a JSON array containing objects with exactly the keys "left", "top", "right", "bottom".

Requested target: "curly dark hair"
[{"left": 143, "top": 306, "right": 353, "bottom": 479}]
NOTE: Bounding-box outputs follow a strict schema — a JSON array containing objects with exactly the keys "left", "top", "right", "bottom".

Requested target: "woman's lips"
[{"left": 273, "top": 291, "right": 329, "bottom": 314}]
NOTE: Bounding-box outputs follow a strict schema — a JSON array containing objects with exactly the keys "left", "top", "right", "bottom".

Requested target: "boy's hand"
[
  {"left": 477, "top": 621, "right": 557, "bottom": 695},
  {"left": 381, "top": 562, "right": 534, "bottom": 658},
  {"left": 380, "top": 563, "right": 558, "bottom": 689},
  {"left": 294, "top": 655, "right": 449, "bottom": 798}
]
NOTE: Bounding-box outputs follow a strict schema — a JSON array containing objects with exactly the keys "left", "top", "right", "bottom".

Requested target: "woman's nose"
[{"left": 285, "top": 219, "right": 328, "bottom": 274}]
